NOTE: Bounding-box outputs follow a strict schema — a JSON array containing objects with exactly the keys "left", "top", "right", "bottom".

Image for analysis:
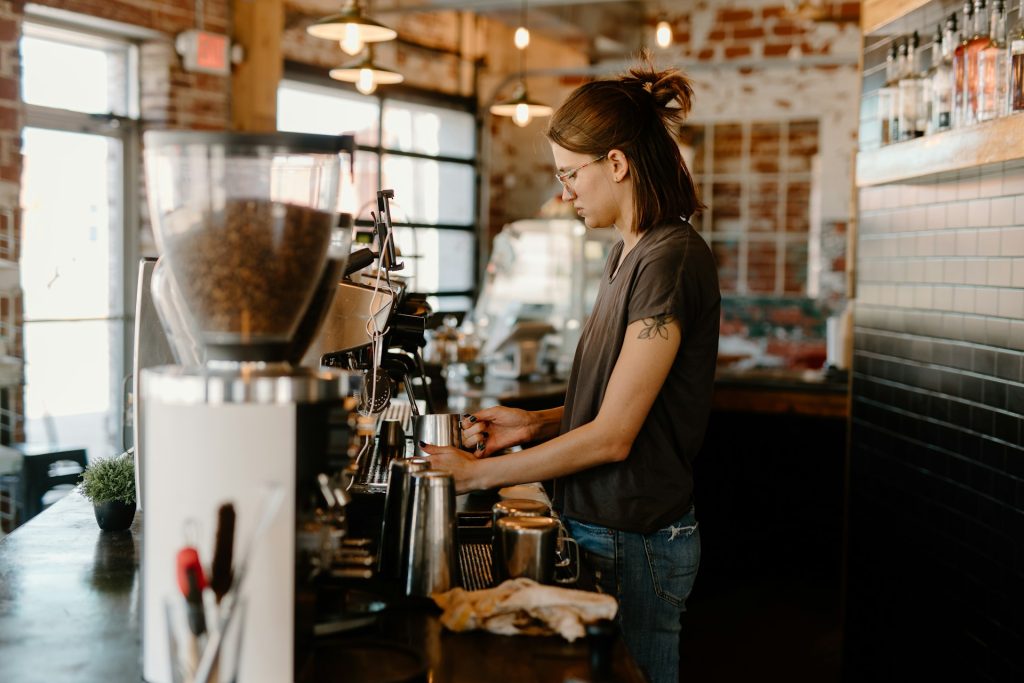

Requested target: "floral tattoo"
[{"left": 638, "top": 314, "right": 674, "bottom": 340}]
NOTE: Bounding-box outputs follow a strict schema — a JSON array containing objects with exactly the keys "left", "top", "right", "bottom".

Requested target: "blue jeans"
[{"left": 565, "top": 508, "right": 700, "bottom": 683}]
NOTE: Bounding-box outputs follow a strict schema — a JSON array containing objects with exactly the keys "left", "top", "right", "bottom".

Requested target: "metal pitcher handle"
[{"left": 554, "top": 527, "right": 580, "bottom": 585}]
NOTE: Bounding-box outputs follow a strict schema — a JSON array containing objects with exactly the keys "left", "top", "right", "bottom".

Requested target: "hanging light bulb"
[
  {"left": 514, "top": 26, "right": 530, "bottom": 50},
  {"left": 514, "top": 0, "right": 531, "bottom": 50},
  {"left": 513, "top": 102, "right": 531, "bottom": 127},
  {"left": 356, "top": 68, "right": 377, "bottom": 94},
  {"left": 656, "top": 19, "right": 673, "bottom": 48},
  {"left": 339, "top": 23, "right": 365, "bottom": 55}
]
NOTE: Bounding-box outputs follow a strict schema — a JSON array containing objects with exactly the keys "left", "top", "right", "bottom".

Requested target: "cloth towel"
[{"left": 432, "top": 578, "right": 618, "bottom": 642}]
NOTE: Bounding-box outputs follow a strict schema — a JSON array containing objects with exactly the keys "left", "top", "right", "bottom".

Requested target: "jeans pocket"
[{"left": 642, "top": 517, "right": 700, "bottom": 608}]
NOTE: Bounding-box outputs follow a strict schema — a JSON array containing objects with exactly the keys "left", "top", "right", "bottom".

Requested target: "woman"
[{"left": 422, "top": 58, "right": 720, "bottom": 683}]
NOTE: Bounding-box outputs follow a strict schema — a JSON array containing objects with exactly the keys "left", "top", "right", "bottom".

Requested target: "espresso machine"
[{"left": 139, "top": 131, "right": 364, "bottom": 683}]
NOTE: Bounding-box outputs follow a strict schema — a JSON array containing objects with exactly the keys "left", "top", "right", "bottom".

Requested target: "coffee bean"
[{"left": 161, "top": 199, "right": 333, "bottom": 343}]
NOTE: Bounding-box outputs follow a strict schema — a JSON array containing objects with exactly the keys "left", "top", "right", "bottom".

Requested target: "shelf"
[
  {"left": 861, "top": 0, "right": 931, "bottom": 35},
  {"left": 856, "top": 115, "right": 1024, "bottom": 186}
]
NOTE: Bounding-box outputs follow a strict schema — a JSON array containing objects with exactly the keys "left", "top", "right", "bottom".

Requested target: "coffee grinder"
[{"left": 139, "top": 131, "right": 360, "bottom": 683}]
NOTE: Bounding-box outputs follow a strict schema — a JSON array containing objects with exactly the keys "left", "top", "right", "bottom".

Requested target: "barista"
[{"left": 421, "top": 56, "right": 720, "bottom": 683}]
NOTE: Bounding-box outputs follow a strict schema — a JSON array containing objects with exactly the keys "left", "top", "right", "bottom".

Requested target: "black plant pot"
[{"left": 93, "top": 500, "right": 136, "bottom": 532}]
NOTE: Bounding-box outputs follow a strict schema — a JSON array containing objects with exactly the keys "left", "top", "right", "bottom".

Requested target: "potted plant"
[{"left": 79, "top": 452, "right": 136, "bottom": 532}]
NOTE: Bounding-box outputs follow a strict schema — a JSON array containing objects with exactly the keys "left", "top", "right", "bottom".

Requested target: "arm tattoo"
[{"left": 638, "top": 314, "right": 674, "bottom": 340}]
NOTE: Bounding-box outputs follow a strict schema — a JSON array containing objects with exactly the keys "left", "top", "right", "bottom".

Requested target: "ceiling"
[{"left": 374, "top": 0, "right": 651, "bottom": 60}]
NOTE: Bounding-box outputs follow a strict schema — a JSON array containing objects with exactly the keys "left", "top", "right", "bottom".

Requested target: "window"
[
  {"left": 680, "top": 119, "right": 818, "bottom": 296},
  {"left": 19, "top": 21, "right": 138, "bottom": 460},
  {"left": 277, "top": 80, "right": 478, "bottom": 313}
]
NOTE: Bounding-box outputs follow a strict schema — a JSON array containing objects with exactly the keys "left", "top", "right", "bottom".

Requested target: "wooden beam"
[
  {"left": 861, "top": 0, "right": 930, "bottom": 35},
  {"left": 232, "top": 0, "right": 283, "bottom": 132}
]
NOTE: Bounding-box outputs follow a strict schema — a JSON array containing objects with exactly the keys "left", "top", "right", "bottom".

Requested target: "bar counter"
[
  {"left": 0, "top": 493, "right": 646, "bottom": 683},
  {"left": 454, "top": 367, "right": 850, "bottom": 418}
]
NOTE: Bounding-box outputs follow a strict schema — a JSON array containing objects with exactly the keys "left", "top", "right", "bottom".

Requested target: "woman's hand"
[
  {"left": 417, "top": 443, "right": 486, "bottom": 493},
  {"left": 459, "top": 406, "right": 537, "bottom": 457}
]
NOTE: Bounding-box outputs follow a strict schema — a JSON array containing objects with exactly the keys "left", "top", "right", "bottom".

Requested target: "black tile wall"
[{"left": 846, "top": 317, "right": 1024, "bottom": 680}]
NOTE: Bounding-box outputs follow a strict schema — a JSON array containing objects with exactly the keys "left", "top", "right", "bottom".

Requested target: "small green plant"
[{"left": 79, "top": 453, "right": 136, "bottom": 505}]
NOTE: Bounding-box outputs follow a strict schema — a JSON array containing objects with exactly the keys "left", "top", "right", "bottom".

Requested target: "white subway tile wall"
[{"left": 857, "top": 163, "right": 1024, "bottom": 352}]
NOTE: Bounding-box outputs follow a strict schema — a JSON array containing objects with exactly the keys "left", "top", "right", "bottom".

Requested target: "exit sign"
[{"left": 176, "top": 30, "right": 231, "bottom": 75}]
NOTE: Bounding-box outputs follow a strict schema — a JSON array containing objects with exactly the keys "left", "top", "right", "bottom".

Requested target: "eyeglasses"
[{"left": 554, "top": 155, "right": 607, "bottom": 196}]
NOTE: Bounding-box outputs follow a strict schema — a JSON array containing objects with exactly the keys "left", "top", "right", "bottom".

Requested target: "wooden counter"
[
  {"left": 455, "top": 368, "right": 849, "bottom": 418},
  {"left": 712, "top": 368, "right": 849, "bottom": 418},
  {"left": 0, "top": 493, "right": 644, "bottom": 683}
]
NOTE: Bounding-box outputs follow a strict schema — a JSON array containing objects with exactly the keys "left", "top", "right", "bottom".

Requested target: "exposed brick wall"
[
  {"left": 34, "top": 0, "right": 231, "bottom": 127},
  {"left": 31, "top": 0, "right": 227, "bottom": 30},
  {"left": 656, "top": 0, "right": 859, "bottom": 63},
  {"left": 0, "top": 0, "right": 22, "bottom": 442}
]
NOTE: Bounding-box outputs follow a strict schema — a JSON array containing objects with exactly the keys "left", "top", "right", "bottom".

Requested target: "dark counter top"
[
  {"left": 453, "top": 376, "right": 568, "bottom": 413},
  {"left": 453, "top": 367, "right": 849, "bottom": 418},
  {"left": 0, "top": 493, "right": 645, "bottom": 683},
  {"left": 0, "top": 492, "right": 142, "bottom": 683}
]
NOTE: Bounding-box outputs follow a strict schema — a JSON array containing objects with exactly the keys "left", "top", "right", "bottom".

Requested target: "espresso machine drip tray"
[
  {"left": 458, "top": 542, "right": 494, "bottom": 591},
  {"left": 351, "top": 443, "right": 389, "bottom": 492}
]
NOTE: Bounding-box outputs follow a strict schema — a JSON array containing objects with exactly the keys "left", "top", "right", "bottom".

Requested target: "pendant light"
[
  {"left": 491, "top": 0, "right": 551, "bottom": 127},
  {"left": 307, "top": 0, "right": 397, "bottom": 56},
  {"left": 330, "top": 47, "right": 404, "bottom": 95},
  {"left": 491, "top": 82, "right": 553, "bottom": 127}
]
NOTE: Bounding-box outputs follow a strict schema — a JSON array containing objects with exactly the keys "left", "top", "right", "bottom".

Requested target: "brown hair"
[{"left": 545, "top": 52, "right": 704, "bottom": 233}]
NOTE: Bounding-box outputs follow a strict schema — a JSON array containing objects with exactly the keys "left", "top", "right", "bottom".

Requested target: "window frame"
[
  {"left": 683, "top": 118, "right": 819, "bottom": 297},
  {"left": 279, "top": 66, "right": 480, "bottom": 304},
  {"left": 19, "top": 16, "right": 142, "bottom": 452}
]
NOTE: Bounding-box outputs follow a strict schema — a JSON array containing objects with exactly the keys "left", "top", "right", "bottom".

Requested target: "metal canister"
[
  {"left": 378, "top": 457, "right": 430, "bottom": 578},
  {"left": 491, "top": 498, "right": 551, "bottom": 583},
  {"left": 403, "top": 470, "right": 459, "bottom": 596},
  {"left": 495, "top": 516, "right": 560, "bottom": 584}
]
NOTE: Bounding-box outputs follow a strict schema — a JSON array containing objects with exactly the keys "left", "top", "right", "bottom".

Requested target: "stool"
[
  {"left": 0, "top": 472, "right": 18, "bottom": 533},
  {"left": 12, "top": 444, "right": 88, "bottom": 522}
]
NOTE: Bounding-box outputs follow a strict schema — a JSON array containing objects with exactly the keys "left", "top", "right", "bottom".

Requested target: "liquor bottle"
[
  {"left": 1010, "top": 0, "right": 1024, "bottom": 112},
  {"left": 895, "top": 39, "right": 909, "bottom": 140},
  {"left": 924, "top": 25, "right": 943, "bottom": 134},
  {"left": 965, "top": 0, "right": 992, "bottom": 125},
  {"left": 879, "top": 44, "right": 898, "bottom": 144},
  {"left": 913, "top": 31, "right": 931, "bottom": 135},
  {"left": 899, "top": 32, "right": 926, "bottom": 139},
  {"left": 932, "top": 16, "right": 957, "bottom": 132},
  {"left": 978, "top": 0, "right": 1008, "bottom": 120},
  {"left": 954, "top": 1, "right": 974, "bottom": 126}
]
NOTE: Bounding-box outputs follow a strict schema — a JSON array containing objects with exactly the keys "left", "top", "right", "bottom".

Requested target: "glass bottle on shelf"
[
  {"left": 1010, "top": 0, "right": 1024, "bottom": 112},
  {"left": 924, "top": 25, "right": 943, "bottom": 135},
  {"left": 895, "top": 39, "right": 909, "bottom": 140},
  {"left": 954, "top": 1, "right": 974, "bottom": 126},
  {"left": 978, "top": 0, "right": 1008, "bottom": 120},
  {"left": 932, "top": 16, "right": 957, "bottom": 132},
  {"left": 965, "top": 0, "right": 991, "bottom": 125},
  {"left": 879, "top": 43, "right": 898, "bottom": 144},
  {"left": 899, "top": 32, "right": 925, "bottom": 139}
]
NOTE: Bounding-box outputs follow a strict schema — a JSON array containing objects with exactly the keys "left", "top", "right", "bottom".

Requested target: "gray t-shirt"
[{"left": 555, "top": 220, "right": 720, "bottom": 534}]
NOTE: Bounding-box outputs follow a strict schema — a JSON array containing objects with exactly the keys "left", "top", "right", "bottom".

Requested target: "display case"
[{"left": 470, "top": 219, "right": 617, "bottom": 374}]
